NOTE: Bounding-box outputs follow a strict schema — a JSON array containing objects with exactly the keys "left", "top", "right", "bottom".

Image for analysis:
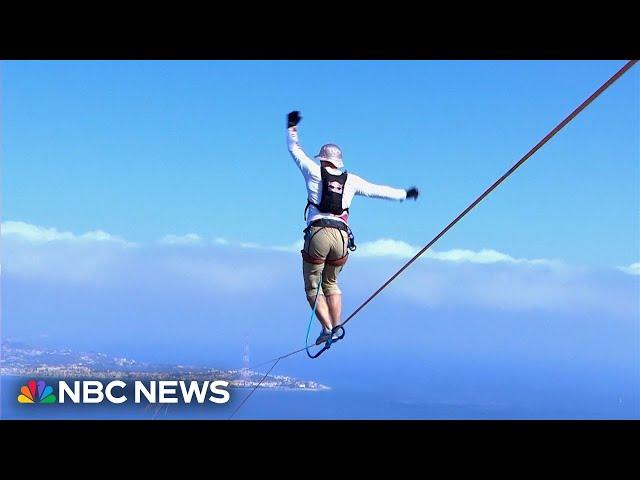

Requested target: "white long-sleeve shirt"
[{"left": 287, "top": 127, "right": 407, "bottom": 226}]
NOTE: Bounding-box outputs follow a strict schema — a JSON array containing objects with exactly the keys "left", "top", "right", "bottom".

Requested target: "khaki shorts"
[{"left": 302, "top": 226, "right": 349, "bottom": 297}]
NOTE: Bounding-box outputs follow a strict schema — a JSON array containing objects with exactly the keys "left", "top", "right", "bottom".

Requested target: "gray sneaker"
[{"left": 315, "top": 330, "right": 332, "bottom": 345}]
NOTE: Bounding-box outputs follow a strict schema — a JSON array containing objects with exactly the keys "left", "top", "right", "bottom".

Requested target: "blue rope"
[{"left": 305, "top": 280, "right": 323, "bottom": 354}]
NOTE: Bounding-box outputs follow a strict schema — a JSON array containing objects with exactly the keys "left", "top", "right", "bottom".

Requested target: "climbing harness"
[
  {"left": 301, "top": 218, "right": 356, "bottom": 267},
  {"left": 227, "top": 60, "right": 638, "bottom": 420}
]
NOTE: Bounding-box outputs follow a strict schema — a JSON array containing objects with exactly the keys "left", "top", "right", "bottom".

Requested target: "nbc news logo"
[
  {"left": 17, "top": 378, "right": 230, "bottom": 405},
  {"left": 17, "top": 379, "right": 57, "bottom": 404}
]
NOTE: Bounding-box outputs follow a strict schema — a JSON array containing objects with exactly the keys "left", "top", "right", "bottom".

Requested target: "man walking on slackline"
[{"left": 286, "top": 110, "right": 420, "bottom": 345}]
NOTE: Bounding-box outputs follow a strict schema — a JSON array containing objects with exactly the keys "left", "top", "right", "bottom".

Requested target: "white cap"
[{"left": 315, "top": 144, "right": 344, "bottom": 169}]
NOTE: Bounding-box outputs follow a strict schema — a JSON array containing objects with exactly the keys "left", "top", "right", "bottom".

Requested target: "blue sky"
[
  {"left": 1, "top": 61, "right": 639, "bottom": 418},
  {"left": 2, "top": 60, "right": 638, "bottom": 267}
]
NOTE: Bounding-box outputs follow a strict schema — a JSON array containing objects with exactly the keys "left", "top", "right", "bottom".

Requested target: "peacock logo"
[{"left": 17, "top": 379, "right": 57, "bottom": 404}]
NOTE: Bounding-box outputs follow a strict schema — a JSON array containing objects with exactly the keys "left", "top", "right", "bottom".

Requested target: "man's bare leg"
[
  {"left": 307, "top": 294, "right": 332, "bottom": 331},
  {"left": 326, "top": 294, "right": 342, "bottom": 328}
]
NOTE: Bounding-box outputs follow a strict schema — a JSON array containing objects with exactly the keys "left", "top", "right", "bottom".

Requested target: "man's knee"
[
  {"left": 322, "top": 284, "right": 341, "bottom": 296},
  {"left": 303, "top": 260, "right": 324, "bottom": 297},
  {"left": 306, "top": 284, "right": 323, "bottom": 297}
]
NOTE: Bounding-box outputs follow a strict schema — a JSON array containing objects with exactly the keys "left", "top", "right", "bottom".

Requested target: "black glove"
[
  {"left": 287, "top": 110, "right": 302, "bottom": 128},
  {"left": 405, "top": 187, "right": 419, "bottom": 201}
]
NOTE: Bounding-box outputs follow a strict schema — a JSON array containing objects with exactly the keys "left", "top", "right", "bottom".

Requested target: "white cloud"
[
  {"left": 267, "top": 239, "right": 304, "bottom": 253},
  {"left": 239, "top": 242, "right": 261, "bottom": 249},
  {"left": 617, "top": 262, "right": 640, "bottom": 276},
  {"left": 232, "top": 239, "right": 303, "bottom": 253},
  {"left": 0, "top": 220, "right": 569, "bottom": 270},
  {"left": 2, "top": 220, "right": 637, "bottom": 319},
  {"left": 354, "top": 238, "right": 560, "bottom": 267},
  {"left": 429, "top": 248, "right": 516, "bottom": 264},
  {"left": 356, "top": 238, "right": 417, "bottom": 259},
  {"left": 387, "top": 260, "right": 636, "bottom": 317},
  {"left": 0, "top": 220, "right": 627, "bottom": 278},
  {"left": 158, "top": 233, "right": 203, "bottom": 246},
  {"left": 1, "top": 221, "right": 133, "bottom": 246},
  {"left": 216, "top": 236, "right": 558, "bottom": 268}
]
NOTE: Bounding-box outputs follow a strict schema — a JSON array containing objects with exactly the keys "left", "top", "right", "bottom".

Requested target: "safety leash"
[
  {"left": 305, "top": 280, "right": 324, "bottom": 358},
  {"left": 305, "top": 280, "right": 346, "bottom": 359}
]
